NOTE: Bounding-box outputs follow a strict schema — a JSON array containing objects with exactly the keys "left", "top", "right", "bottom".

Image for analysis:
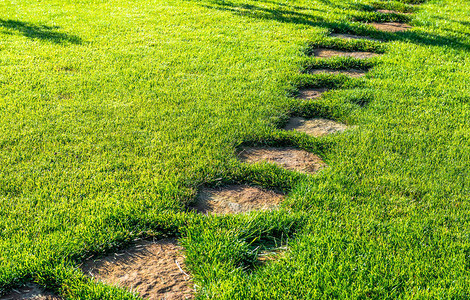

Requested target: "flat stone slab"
[
  {"left": 330, "top": 33, "right": 380, "bottom": 42},
  {"left": 0, "top": 284, "right": 61, "bottom": 300},
  {"left": 371, "top": 22, "right": 412, "bottom": 32},
  {"left": 313, "top": 48, "right": 379, "bottom": 59},
  {"left": 192, "top": 185, "right": 284, "bottom": 214},
  {"left": 298, "top": 88, "right": 328, "bottom": 100},
  {"left": 81, "top": 239, "right": 193, "bottom": 300},
  {"left": 238, "top": 147, "right": 326, "bottom": 174},
  {"left": 309, "top": 69, "right": 367, "bottom": 78},
  {"left": 284, "top": 117, "right": 348, "bottom": 137},
  {"left": 377, "top": 9, "right": 412, "bottom": 15}
]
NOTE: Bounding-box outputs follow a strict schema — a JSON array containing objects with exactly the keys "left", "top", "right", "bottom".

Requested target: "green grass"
[{"left": 1, "top": 0, "right": 470, "bottom": 298}]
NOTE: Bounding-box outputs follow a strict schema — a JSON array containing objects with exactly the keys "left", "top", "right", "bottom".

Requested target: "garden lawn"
[{"left": 1, "top": 0, "right": 470, "bottom": 298}]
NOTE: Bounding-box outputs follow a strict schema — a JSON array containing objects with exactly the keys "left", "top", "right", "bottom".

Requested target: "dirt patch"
[
  {"left": 192, "top": 185, "right": 284, "bottom": 214},
  {"left": 313, "top": 48, "right": 379, "bottom": 59},
  {"left": 298, "top": 88, "right": 328, "bottom": 100},
  {"left": 330, "top": 33, "right": 380, "bottom": 42},
  {"left": 377, "top": 9, "right": 412, "bottom": 15},
  {"left": 0, "top": 284, "right": 61, "bottom": 300},
  {"left": 81, "top": 239, "right": 193, "bottom": 300},
  {"left": 309, "top": 69, "right": 367, "bottom": 78},
  {"left": 371, "top": 22, "right": 412, "bottom": 32},
  {"left": 238, "top": 147, "right": 326, "bottom": 174},
  {"left": 284, "top": 117, "right": 348, "bottom": 137}
]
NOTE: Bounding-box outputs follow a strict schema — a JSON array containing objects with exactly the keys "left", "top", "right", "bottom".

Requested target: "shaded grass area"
[
  {"left": 1, "top": 0, "right": 470, "bottom": 298},
  {"left": 0, "top": 19, "right": 82, "bottom": 44}
]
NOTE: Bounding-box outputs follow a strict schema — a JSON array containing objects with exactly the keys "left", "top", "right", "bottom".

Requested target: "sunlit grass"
[{"left": 1, "top": 0, "right": 470, "bottom": 298}]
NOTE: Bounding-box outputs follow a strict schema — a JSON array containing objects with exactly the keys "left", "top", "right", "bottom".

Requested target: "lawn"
[{"left": 1, "top": 0, "right": 470, "bottom": 298}]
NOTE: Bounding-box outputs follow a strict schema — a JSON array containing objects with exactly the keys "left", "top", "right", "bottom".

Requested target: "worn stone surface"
[
  {"left": 371, "top": 22, "right": 412, "bottom": 32},
  {"left": 284, "top": 117, "right": 348, "bottom": 137},
  {"left": 81, "top": 239, "right": 193, "bottom": 300},
  {"left": 377, "top": 9, "right": 412, "bottom": 15},
  {"left": 330, "top": 33, "right": 380, "bottom": 42},
  {"left": 238, "top": 147, "right": 326, "bottom": 174},
  {"left": 309, "top": 69, "right": 367, "bottom": 78},
  {"left": 192, "top": 185, "right": 284, "bottom": 214},
  {"left": 313, "top": 48, "right": 379, "bottom": 59},
  {"left": 298, "top": 88, "right": 328, "bottom": 100},
  {"left": 0, "top": 284, "right": 61, "bottom": 300}
]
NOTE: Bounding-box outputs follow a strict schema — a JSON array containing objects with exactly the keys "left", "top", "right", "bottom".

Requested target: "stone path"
[
  {"left": 296, "top": 6, "right": 415, "bottom": 144},
  {"left": 0, "top": 5, "right": 415, "bottom": 300},
  {"left": 371, "top": 7, "right": 413, "bottom": 32},
  {"left": 72, "top": 6, "right": 415, "bottom": 299}
]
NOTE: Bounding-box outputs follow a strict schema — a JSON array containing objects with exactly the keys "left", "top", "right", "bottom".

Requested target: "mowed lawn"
[{"left": 1, "top": 0, "right": 470, "bottom": 298}]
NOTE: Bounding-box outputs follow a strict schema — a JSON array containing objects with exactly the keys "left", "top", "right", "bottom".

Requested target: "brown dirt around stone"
[
  {"left": 330, "top": 33, "right": 380, "bottom": 42},
  {"left": 238, "top": 147, "right": 326, "bottom": 174},
  {"left": 284, "top": 117, "right": 348, "bottom": 137},
  {"left": 80, "top": 239, "right": 193, "bottom": 300},
  {"left": 0, "top": 284, "right": 61, "bottom": 300},
  {"left": 191, "top": 185, "right": 284, "bottom": 214},
  {"left": 313, "top": 48, "right": 379, "bottom": 59},
  {"left": 309, "top": 69, "right": 367, "bottom": 78},
  {"left": 298, "top": 88, "right": 328, "bottom": 100},
  {"left": 371, "top": 22, "right": 412, "bottom": 32}
]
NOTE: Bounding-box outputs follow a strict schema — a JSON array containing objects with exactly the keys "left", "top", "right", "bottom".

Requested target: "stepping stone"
[
  {"left": 377, "top": 9, "right": 412, "bottom": 15},
  {"left": 0, "top": 283, "right": 61, "bottom": 300},
  {"left": 298, "top": 88, "right": 328, "bottom": 100},
  {"left": 313, "top": 48, "right": 379, "bottom": 59},
  {"left": 309, "top": 69, "right": 367, "bottom": 78},
  {"left": 192, "top": 185, "right": 284, "bottom": 214},
  {"left": 330, "top": 33, "right": 380, "bottom": 42},
  {"left": 81, "top": 239, "right": 193, "bottom": 300},
  {"left": 371, "top": 22, "right": 412, "bottom": 32},
  {"left": 284, "top": 117, "right": 348, "bottom": 137},
  {"left": 238, "top": 147, "right": 326, "bottom": 174}
]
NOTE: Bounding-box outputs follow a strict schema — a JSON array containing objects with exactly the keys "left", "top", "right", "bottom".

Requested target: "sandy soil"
[
  {"left": 309, "top": 69, "right": 367, "bottom": 78},
  {"left": 298, "top": 88, "right": 328, "bottom": 100},
  {"left": 330, "top": 33, "right": 380, "bottom": 42},
  {"left": 313, "top": 48, "right": 379, "bottom": 59},
  {"left": 192, "top": 185, "right": 284, "bottom": 214},
  {"left": 377, "top": 9, "right": 412, "bottom": 15},
  {"left": 0, "top": 284, "right": 61, "bottom": 300},
  {"left": 238, "top": 147, "right": 326, "bottom": 174},
  {"left": 81, "top": 239, "right": 193, "bottom": 300},
  {"left": 284, "top": 117, "right": 348, "bottom": 137},
  {"left": 371, "top": 22, "right": 412, "bottom": 32}
]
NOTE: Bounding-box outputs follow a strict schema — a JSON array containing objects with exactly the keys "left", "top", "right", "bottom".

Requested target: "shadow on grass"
[
  {"left": 198, "top": 0, "right": 326, "bottom": 26},
  {"left": 193, "top": 0, "right": 470, "bottom": 52},
  {"left": 0, "top": 19, "right": 82, "bottom": 44}
]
